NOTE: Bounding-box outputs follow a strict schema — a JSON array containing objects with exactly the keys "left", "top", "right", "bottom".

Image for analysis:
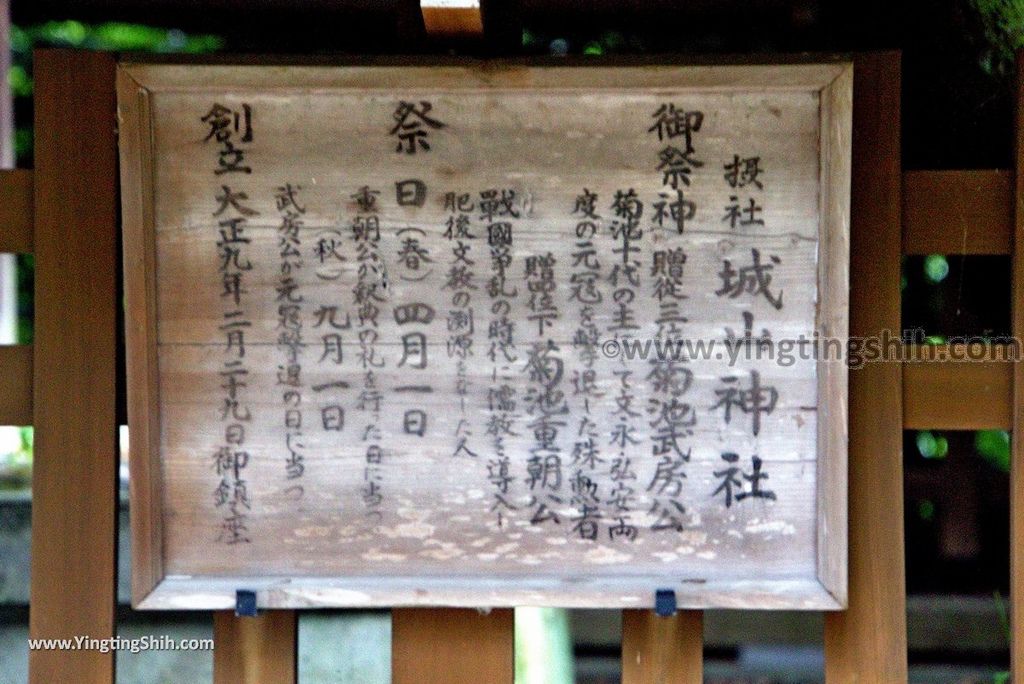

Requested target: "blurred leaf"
[
  {"left": 970, "top": 0, "right": 1024, "bottom": 76},
  {"left": 975, "top": 429, "right": 1011, "bottom": 472},
  {"left": 916, "top": 431, "right": 947, "bottom": 459},
  {"left": 16, "top": 253, "right": 34, "bottom": 345},
  {"left": 9, "top": 24, "right": 31, "bottom": 53},
  {"left": 924, "top": 253, "right": 949, "bottom": 283},
  {"left": 601, "top": 30, "right": 625, "bottom": 51},
  {"left": 90, "top": 22, "right": 173, "bottom": 51},
  {"left": 994, "top": 590, "right": 1011, "bottom": 645},
  {"left": 32, "top": 20, "right": 89, "bottom": 46},
  {"left": 13, "top": 20, "right": 224, "bottom": 55},
  {"left": 0, "top": 426, "right": 32, "bottom": 490},
  {"left": 183, "top": 35, "right": 226, "bottom": 54},
  {"left": 8, "top": 65, "right": 33, "bottom": 98}
]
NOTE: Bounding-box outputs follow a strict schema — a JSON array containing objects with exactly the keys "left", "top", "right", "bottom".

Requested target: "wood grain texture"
[
  {"left": 903, "top": 169, "right": 1012, "bottom": 255},
  {"left": 119, "top": 61, "right": 849, "bottom": 610},
  {"left": 0, "top": 169, "right": 33, "bottom": 252},
  {"left": 817, "top": 63, "right": 852, "bottom": 607},
  {"left": 116, "top": 65, "right": 164, "bottom": 607},
  {"left": 1011, "top": 48, "right": 1024, "bottom": 684},
  {"left": 421, "top": 6, "right": 483, "bottom": 37},
  {"left": 120, "top": 61, "right": 850, "bottom": 91},
  {"left": 621, "top": 609, "right": 702, "bottom": 684},
  {"left": 213, "top": 611, "right": 297, "bottom": 684},
  {"left": 823, "top": 51, "right": 908, "bottom": 681},
  {"left": 0, "top": 344, "right": 31, "bottom": 424},
  {"left": 392, "top": 608, "right": 513, "bottom": 684},
  {"left": 903, "top": 344, "right": 1013, "bottom": 430},
  {"left": 28, "top": 49, "right": 119, "bottom": 684}
]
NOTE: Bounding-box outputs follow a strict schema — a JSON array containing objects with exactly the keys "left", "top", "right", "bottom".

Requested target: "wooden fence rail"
[{"left": 1, "top": 42, "right": 1021, "bottom": 684}]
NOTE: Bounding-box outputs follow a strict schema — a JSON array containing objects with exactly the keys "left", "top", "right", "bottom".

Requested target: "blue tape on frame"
[
  {"left": 235, "top": 589, "right": 258, "bottom": 617},
  {"left": 654, "top": 588, "right": 677, "bottom": 617}
]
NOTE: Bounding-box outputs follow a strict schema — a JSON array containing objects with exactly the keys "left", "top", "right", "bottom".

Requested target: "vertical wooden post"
[
  {"left": 1011, "top": 48, "right": 1024, "bottom": 683},
  {"left": 388, "top": 9, "right": 515, "bottom": 684},
  {"left": 823, "top": 51, "right": 908, "bottom": 681},
  {"left": 392, "top": 608, "right": 514, "bottom": 684},
  {"left": 622, "top": 609, "right": 702, "bottom": 684},
  {"left": 28, "top": 49, "right": 119, "bottom": 684},
  {"left": 213, "top": 611, "right": 297, "bottom": 684}
]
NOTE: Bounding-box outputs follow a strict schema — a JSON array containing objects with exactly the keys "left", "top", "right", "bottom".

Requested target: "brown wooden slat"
[
  {"left": 903, "top": 169, "right": 1012, "bottom": 255},
  {"left": 823, "top": 51, "right": 908, "bottom": 681},
  {"left": 398, "top": 12, "right": 498, "bottom": 683},
  {"left": 392, "top": 608, "right": 514, "bottom": 684},
  {"left": 402, "top": 8, "right": 502, "bottom": 679},
  {"left": 421, "top": 6, "right": 483, "bottom": 36},
  {"left": 903, "top": 344, "right": 1013, "bottom": 430},
  {"left": 0, "top": 169, "right": 33, "bottom": 253},
  {"left": 28, "top": 50, "right": 119, "bottom": 684},
  {"left": 1010, "top": 48, "right": 1024, "bottom": 684},
  {"left": 622, "top": 609, "right": 702, "bottom": 684},
  {"left": 213, "top": 611, "right": 297, "bottom": 684},
  {"left": 0, "top": 344, "right": 31, "bottom": 425}
]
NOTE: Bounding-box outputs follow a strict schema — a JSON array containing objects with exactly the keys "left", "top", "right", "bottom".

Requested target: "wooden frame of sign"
[{"left": 118, "top": 58, "right": 851, "bottom": 611}]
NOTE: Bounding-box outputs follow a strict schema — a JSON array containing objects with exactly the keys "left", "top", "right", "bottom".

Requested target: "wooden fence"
[{"left": 2, "top": 33, "right": 1022, "bottom": 684}]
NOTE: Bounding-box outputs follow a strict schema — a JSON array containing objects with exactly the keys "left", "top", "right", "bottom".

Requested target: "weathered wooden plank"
[
  {"left": 903, "top": 345, "right": 1013, "bottom": 430},
  {"left": 1010, "top": 47, "right": 1024, "bottom": 684},
  {"left": 117, "top": 63, "right": 165, "bottom": 609},
  {"left": 0, "top": 169, "right": 33, "bottom": 253},
  {"left": 823, "top": 51, "right": 908, "bottom": 681},
  {"left": 903, "top": 169, "right": 1012, "bottom": 255},
  {"left": 119, "top": 62, "right": 849, "bottom": 611},
  {"left": 0, "top": 343, "right": 31, "bottom": 424},
  {"left": 420, "top": 2, "right": 483, "bottom": 37},
  {"left": 213, "top": 611, "right": 297, "bottom": 684},
  {"left": 408, "top": 8, "right": 497, "bottom": 676},
  {"left": 622, "top": 609, "right": 702, "bottom": 684},
  {"left": 28, "top": 49, "right": 119, "bottom": 684},
  {"left": 392, "top": 608, "right": 514, "bottom": 684},
  {"left": 817, "top": 60, "right": 853, "bottom": 609}
]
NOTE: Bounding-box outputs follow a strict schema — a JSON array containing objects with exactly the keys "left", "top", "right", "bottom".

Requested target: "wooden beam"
[
  {"left": 903, "top": 345, "right": 1013, "bottom": 430},
  {"left": 28, "top": 49, "right": 119, "bottom": 684},
  {"left": 0, "top": 169, "right": 33, "bottom": 253},
  {"left": 420, "top": 1, "right": 483, "bottom": 37},
  {"left": 213, "top": 611, "right": 297, "bottom": 684},
  {"left": 0, "top": 344, "right": 31, "bottom": 424},
  {"left": 1010, "top": 47, "right": 1024, "bottom": 684},
  {"left": 392, "top": 608, "right": 514, "bottom": 684},
  {"left": 622, "top": 609, "right": 702, "bottom": 684},
  {"left": 823, "top": 51, "right": 908, "bottom": 681},
  {"left": 903, "top": 169, "right": 1012, "bottom": 255}
]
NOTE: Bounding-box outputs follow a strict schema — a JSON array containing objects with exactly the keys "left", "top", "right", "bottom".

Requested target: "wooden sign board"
[{"left": 118, "top": 60, "right": 851, "bottom": 611}]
